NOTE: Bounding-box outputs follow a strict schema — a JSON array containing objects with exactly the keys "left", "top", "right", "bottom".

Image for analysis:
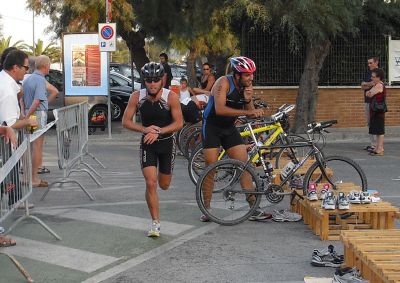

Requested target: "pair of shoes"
[
  {"left": 272, "top": 209, "right": 302, "bottom": 222},
  {"left": 17, "top": 202, "right": 35, "bottom": 210},
  {"left": 348, "top": 191, "right": 371, "bottom": 204},
  {"left": 333, "top": 267, "right": 369, "bottom": 282},
  {"left": 33, "top": 179, "right": 48, "bottom": 188},
  {"left": 307, "top": 183, "right": 318, "bottom": 201},
  {"left": 0, "top": 235, "right": 17, "bottom": 247},
  {"left": 199, "top": 214, "right": 210, "bottom": 222},
  {"left": 311, "top": 245, "right": 344, "bottom": 267},
  {"left": 248, "top": 209, "right": 272, "bottom": 221},
  {"left": 147, "top": 221, "right": 161, "bottom": 237},
  {"left": 321, "top": 192, "right": 350, "bottom": 210},
  {"left": 37, "top": 167, "right": 50, "bottom": 174},
  {"left": 369, "top": 151, "right": 384, "bottom": 156}
]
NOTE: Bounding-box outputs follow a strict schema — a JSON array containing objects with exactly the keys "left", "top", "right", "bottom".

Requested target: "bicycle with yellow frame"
[{"left": 187, "top": 104, "right": 305, "bottom": 186}]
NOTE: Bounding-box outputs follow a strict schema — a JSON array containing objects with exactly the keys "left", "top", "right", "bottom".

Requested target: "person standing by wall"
[
  {"left": 159, "top": 53, "right": 173, "bottom": 89},
  {"left": 361, "top": 57, "right": 379, "bottom": 152},
  {"left": 366, "top": 68, "right": 386, "bottom": 156}
]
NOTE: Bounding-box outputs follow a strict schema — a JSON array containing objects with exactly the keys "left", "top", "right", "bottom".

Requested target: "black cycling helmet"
[{"left": 141, "top": 62, "right": 165, "bottom": 79}]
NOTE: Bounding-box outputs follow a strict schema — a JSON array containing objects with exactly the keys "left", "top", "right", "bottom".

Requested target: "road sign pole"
[{"left": 106, "top": 0, "right": 112, "bottom": 139}]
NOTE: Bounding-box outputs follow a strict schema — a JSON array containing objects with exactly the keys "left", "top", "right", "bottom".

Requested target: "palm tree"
[
  {"left": 0, "top": 36, "right": 26, "bottom": 54},
  {"left": 22, "top": 39, "right": 61, "bottom": 62}
]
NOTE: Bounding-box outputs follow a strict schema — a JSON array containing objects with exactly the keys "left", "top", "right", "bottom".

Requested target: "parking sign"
[{"left": 98, "top": 23, "right": 116, "bottom": 52}]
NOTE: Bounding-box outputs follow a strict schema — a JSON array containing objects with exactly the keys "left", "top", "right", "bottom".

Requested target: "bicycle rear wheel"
[
  {"left": 196, "top": 159, "right": 262, "bottom": 225},
  {"left": 302, "top": 155, "right": 368, "bottom": 195}
]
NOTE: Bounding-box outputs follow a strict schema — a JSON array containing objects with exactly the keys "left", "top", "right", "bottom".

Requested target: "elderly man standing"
[{"left": 22, "top": 55, "right": 57, "bottom": 188}]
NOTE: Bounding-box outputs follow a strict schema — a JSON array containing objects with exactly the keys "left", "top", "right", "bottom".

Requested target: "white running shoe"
[
  {"left": 307, "top": 182, "right": 318, "bottom": 201},
  {"left": 147, "top": 221, "right": 161, "bottom": 237},
  {"left": 322, "top": 191, "right": 336, "bottom": 210},
  {"left": 360, "top": 191, "right": 371, "bottom": 204},
  {"left": 337, "top": 192, "right": 350, "bottom": 210},
  {"left": 348, "top": 190, "right": 361, "bottom": 204},
  {"left": 319, "top": 183, "right": 330, "bottom": 200}
]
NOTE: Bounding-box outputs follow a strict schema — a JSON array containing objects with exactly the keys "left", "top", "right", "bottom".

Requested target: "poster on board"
[
  {"left": 63, "top": 33, "right": 108, "bottom": 96},
  {"left": 388, "top": 39, "right": 400, "bottom": 84}
]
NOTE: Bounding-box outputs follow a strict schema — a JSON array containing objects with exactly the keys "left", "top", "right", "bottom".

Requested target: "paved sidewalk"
[{"left": 1, "top": 127, "right": 399, "bottom": 283}]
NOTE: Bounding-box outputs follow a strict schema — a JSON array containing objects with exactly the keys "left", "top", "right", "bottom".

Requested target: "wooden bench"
[
  {"left": 341, "top": 230, "right": 400, "bottom": 283},
  {"left": 290, "top": 184, "right": 400, "bottom": 240}
]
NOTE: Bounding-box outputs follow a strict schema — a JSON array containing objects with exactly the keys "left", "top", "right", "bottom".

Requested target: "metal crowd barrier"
[
  {"left": 1, "top": 129, "right": 60, "bottom": 282},
  {"left": 41, "top": 102, "right": 104, "bottom": 201}
]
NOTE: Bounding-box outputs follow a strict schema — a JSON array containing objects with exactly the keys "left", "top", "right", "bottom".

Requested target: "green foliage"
[
  {"left": 0, "top": 36, "right": 26, "bottom": 54},
  {"left": 21, "top": 39, "right": 61, "bottom": 63},
  {"left": 362, "top": 0, "right": 400, "bottom": 36},
  {"left": 112, "top": 39, "right": 130, "bottom": 63}
]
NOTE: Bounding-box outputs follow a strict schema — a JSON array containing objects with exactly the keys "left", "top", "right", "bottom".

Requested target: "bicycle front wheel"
[
  {"left": 302, "top": 155, "right": 368, "bottom": 195},
  {"left": 196, "top": 159, "right": 262, "bottom": 225},
  {"left": 188, "top": 144, "right": 204, "bottom": 186}
]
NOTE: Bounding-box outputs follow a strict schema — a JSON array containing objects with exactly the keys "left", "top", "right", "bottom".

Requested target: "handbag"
[{"left": 371, "top": 95, "right": 388, "bottom": 113}]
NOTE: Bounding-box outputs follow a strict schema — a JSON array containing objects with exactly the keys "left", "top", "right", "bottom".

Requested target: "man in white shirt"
[{"left": 0, "top": 50, "right": 37, "bottom": 129}]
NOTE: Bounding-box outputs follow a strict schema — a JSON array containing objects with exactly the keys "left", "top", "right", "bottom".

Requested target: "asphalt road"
[{"left": 1, "top": 136, "right": 399, "bottom": 283}]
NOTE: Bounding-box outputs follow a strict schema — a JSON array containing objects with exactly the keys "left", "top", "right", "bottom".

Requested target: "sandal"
[
  {"left": 33, "top": 179, "right": 48, "bottom": 188},
  {"left": 38, "top": 167, "right": 50, "bottom": 174},
  {"left": 0, "top": 235, "right": 16, "bottom": 247},
  {"left": 370, "top": 151, "right": 384, "bottom": 156},
  {"left": 363, "top": 145, "right": 375, "bottom": 151}
]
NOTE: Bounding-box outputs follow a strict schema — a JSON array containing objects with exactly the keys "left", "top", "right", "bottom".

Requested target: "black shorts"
[
  {"left": 202, "top": 122, "right": 243, "bottom": 150},
  {"left": 181, "top": 101, "right": 202, "bottom": 124},
  {"left": 140, "top": 135, "right": 176, "bottom": 174}
]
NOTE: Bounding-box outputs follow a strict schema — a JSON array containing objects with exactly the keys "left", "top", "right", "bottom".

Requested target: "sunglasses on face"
[
  {"left": 144, "top": 77, "right": 161, "bottom": 83},
  {"left": 19, "top": 65, "right": 29, "bottom": 71},
  {"left": 203, "top": 68, "right": 210, "bottom": 71}
]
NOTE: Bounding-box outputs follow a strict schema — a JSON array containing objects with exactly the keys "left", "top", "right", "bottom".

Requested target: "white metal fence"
[
  {"left": 41, "top": 102, "right": 105, "bottom": 201},
  {"left": 0, "top": 129, "right": 60, "bottom": 282}
]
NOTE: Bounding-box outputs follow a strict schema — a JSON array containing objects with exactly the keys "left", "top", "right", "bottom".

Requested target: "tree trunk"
[
  {"left": 186, "top": 48, "right": 197, "bottom": 87},
  {"left": 294, "top": 40, "right": 331, "bottom": 133},
  {"left": 120, "top": 29, "right": 149, "bottom": 73}
]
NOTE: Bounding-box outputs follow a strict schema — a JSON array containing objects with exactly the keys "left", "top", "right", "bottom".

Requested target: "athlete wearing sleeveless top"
[
  {"left": 122, "top": 62, "right": 183, "bottom": 237},
  {"left": 199, "top": 56, "right": 271, "bottom": 222}
]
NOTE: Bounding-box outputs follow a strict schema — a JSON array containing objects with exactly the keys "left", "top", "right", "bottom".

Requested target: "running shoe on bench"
[
  {"left": 348, "top": 190, "right": 361, "bottom": 204},
  {"left": 360, "top": 191, "right": 371, "bottom": 204},
  {"left": 322, "top": 191, "right": 336, "bottom": 210},
  {"left": 307, "top": 182, "right": 318, "bottom": 201},
  {"left": 337, "top": 192, "right": 350, "bottom": 210}
]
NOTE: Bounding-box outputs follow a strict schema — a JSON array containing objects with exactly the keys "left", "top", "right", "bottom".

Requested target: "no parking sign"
[{"left": 98, "top": 23, "right": 116, "bottom": 52}]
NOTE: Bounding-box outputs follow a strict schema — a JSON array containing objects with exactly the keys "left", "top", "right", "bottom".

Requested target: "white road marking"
[
  {"left": 38, "top": 208, "right": 194, "bottom": 236},
  {"left": 81, "top": 222, "right": 219, "bottom": 283},
  {"left": 3, "top": 236, "right": 120, "bottom": 273}
]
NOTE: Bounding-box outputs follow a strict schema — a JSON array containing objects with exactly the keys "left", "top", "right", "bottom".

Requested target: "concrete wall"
[{"left": 254, "top": 87, "right": 400, "bottom": 128}]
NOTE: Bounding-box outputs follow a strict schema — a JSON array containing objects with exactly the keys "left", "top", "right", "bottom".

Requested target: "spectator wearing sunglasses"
[
  {"left": 190, "top": 62, "right": 216, "bottom": 96},
  {"left": 0, "top": 49, "right": 37, "bottom": 130},
  {"left": 122, "top": 62, "right": 183, "bottom": 238}
]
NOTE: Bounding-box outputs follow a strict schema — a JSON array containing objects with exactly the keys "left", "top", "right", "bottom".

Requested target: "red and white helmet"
[{"left": 230, "top": 56, "right": 256, "bottom": 73}]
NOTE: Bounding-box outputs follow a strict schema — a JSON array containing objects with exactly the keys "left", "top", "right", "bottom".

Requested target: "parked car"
[
  {"left": 110, "top": 62, "right": 141, "bottom": 83},
  {"left": 109, "top": 71, "right": 141, "bottom": 120},
  {"left": 45, "top": 69, "right": 138, "bottom": 129}
]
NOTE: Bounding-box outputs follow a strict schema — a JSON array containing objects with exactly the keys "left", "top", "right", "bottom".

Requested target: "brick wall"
[{"left": 254, "top": 87, "right": 400, "bottom": 128}]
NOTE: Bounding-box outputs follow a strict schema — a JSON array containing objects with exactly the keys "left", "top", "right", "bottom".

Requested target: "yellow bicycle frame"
[{"left": 217, "top": 121, "right": 285, "bottom": 164}]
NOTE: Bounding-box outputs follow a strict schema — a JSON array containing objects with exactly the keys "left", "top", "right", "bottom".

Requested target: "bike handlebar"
[{"left": 307, "top": 120, "right": 337, "bottom": 134}]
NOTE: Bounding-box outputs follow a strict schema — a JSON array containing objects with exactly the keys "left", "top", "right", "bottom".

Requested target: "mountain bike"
[
  {"left": 188, "top": 104, "right": 310, "bottom": 186},
  {"left": 195, "top": 120, "right": 368, "bottom": 225}
]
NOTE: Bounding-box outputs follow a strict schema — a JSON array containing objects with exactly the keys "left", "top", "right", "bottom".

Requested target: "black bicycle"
[{"left": 195, "top": 120, "right": 368, "bottom": 225}]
